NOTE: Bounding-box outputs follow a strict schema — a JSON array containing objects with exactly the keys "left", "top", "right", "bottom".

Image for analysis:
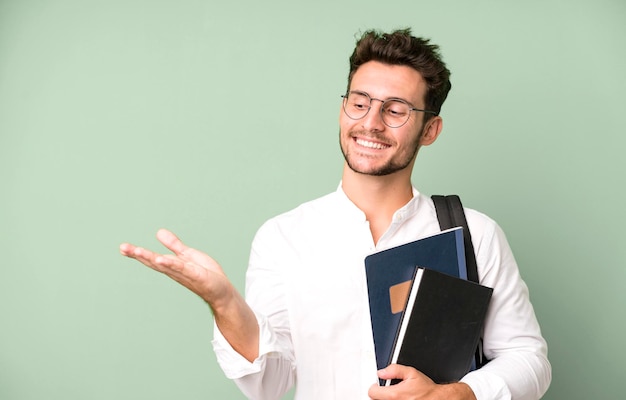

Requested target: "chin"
[{"left": 346, "top": 161, "right": 405, "bottom": 177}]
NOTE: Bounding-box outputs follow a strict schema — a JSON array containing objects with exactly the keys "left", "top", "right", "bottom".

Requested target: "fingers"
[
  {"left": 119, "top": 228, "right": 217, "bottom": 280},
  {"left": 119, "top": 241, "right": 183, "bottom": 273},
  {"left": 376, "top": 364, "right": 434, "bottom": 386},
  {"left": 156, "top": 228, "right": 189, "bottom": 257},
  {"left": 369, "top": 365, "right": 437, "bottom": 400},
  {"left": 120, "top": 229, "right": 212, "bottom": 280},
  {"left": 155, "top": 254, "right": 186, "bottom": 273},
  {"left": 377, "top": 364, "right": 409, "bottom": 380},
  {"left": 119, "top": 242, "right": 152, "bottom": 262},
  {"left": 120, "top": 231, "right": 233, "bottom": 308},
  {"left": 154, "top": 229, "right": 218, "bottom": 270},
  {"left": 119, "top": 242, "right": 134, "bottom": 257},
  {"left": 119, "top": 229, "right": 189, "bottom": 268},
  {"left": 119, "top": 229, "right": 188, "bottom": 261}
]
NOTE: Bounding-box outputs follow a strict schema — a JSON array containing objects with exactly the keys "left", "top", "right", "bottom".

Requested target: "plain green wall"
[{"left": 1, "top": 0, "right": 625, "bottom": 399}]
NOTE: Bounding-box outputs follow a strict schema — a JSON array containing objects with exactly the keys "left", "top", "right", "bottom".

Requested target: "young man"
[{"left": 120, "top": 29, "right": 551, "bottom": 400}]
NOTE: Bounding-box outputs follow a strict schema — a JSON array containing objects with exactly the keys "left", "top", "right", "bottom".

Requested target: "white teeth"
[{"left": 356, "top": 138, "right": 388, "bottom": 149}]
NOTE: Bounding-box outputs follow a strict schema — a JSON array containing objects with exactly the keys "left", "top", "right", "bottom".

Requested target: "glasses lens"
[
  {"left": 343, "top": 92, "right": 371, "bottom": 120},
  {"left": 382, "top": 100, "right": 411, "bottom": 128}
]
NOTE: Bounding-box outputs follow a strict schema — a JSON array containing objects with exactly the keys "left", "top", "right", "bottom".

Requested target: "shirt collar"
[
  {"left": 335, "top": 182, "right": 422, "bottom": 223},
  {"left": 391, "top": 186, "right": 421, "bottom": 223}
]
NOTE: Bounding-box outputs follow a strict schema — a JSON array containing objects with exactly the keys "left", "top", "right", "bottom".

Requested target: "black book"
[{"left": 385, "top": 267, "right": 493, "bottom": 386}]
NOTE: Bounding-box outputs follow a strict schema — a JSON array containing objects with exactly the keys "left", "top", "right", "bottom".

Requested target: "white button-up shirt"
[{"left": 212, "top": 186, "right": 551, "bottom": 400}]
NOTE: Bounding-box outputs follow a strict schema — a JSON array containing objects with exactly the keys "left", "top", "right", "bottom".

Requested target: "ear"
[{"left": 418, "top": 116, "right": 443, "bottom": 146}]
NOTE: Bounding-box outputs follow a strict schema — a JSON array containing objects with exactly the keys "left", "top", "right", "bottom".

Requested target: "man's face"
[{"left": 339, "top": 61, "right": 429, "bottom": 176}]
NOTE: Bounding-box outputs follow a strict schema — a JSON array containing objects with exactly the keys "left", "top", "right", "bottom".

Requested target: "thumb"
[{"left": 156, "top": 228, "right": 189, "bottom": 256}]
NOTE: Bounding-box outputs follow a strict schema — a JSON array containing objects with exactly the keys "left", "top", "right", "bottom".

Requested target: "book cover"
[
  {"left": 386, "top": 267, "right": 493, "bottom": 385},
  {"left": 365, "top": 227, "right": 467, "bottom": 373}
]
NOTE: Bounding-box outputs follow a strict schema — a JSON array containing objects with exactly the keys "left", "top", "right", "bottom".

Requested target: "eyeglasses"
[{"left": 341, "top": 90, "right": 437, "bottom": 128}]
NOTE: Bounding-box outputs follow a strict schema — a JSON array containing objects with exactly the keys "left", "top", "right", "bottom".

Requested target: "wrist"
[{"left": 206, "top": 282, "right": 239, "bottom": 316}]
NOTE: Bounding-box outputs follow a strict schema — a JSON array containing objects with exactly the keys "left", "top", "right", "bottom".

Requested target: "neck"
[{"left": 341, "top": 164, "right": 414, "bottom": 244}]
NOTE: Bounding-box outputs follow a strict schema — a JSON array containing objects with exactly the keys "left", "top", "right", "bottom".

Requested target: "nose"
[{"left": 361, "top": 99, "right": 386, "bottom": 132}]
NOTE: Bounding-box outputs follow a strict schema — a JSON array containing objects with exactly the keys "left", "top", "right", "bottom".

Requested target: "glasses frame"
[{"left": 341, "top": 90, "right": 438, "bottom": 128}]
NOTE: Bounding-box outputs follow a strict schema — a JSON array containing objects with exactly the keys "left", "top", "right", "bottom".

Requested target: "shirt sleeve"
[
  {"left": 211, "top": 219, "right": 296, "bottom": 400},
  {"left": 211, "top": 312, "right": 295, "bottom": 400},
  {"left": 460, "top": 211, "right": 552, "bottom": 400}
]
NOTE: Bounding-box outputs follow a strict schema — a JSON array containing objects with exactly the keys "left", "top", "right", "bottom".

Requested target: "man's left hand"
[{"left": 368, "top": 364, "right": 477, "bottom": 400}]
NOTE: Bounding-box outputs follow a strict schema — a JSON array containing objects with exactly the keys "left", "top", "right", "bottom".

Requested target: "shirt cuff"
[{"left": 211, "top": 312, "right": 292, "bottom": 380}]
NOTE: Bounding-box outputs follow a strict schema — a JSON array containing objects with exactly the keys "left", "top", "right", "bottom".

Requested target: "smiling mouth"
[{"left": 355, "top": 137, "right": 390, "bottom": 150}]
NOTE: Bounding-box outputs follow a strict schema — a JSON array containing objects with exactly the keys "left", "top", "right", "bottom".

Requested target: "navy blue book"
[{"left": 365, "top": 227, "right": 467, "bottom": 377}]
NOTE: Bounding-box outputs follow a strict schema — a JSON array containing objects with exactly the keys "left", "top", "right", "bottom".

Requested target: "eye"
[
  {"left": 348, "top": 93, "right": 370, "bottom": 110},
  {"left": 384, "top": 101, "right": 409, "bottom": 117}
]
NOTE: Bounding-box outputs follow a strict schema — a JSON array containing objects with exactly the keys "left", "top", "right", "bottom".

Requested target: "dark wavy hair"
[{"left": 347, "top": 28, "right": 452, "bottom": 118}]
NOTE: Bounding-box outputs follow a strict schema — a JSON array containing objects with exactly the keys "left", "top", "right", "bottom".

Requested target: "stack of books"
[{"left": 365, "top": 228, "right": 493, "bottom": 385}]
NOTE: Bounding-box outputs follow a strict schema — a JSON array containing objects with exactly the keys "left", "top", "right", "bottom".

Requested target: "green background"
[{"left": 1, "top": 0, "right": 624, "bottom": 399}]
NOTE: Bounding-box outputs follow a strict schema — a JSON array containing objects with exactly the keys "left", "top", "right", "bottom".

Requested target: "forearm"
[
  {"left": 210, "top": 284, "right": 260, "bottom": 362},
  {"left": 442, "top": 382, "right": 477, "bottom": 400}
]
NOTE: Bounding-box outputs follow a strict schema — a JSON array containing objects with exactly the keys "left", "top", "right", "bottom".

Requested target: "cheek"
[
  {"left": 339, "top": 114, "right": 357, "bottom": 137},
  {"left": 339, "top": 111, "right": 351, "bottom": 128},
  {"left": 397, "top": 128, "right": 423, "bottom": 151}
]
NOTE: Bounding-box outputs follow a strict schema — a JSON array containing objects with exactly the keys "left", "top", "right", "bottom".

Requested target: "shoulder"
[
  {"left": 464, "top": 207, "right": 500, "bottom": 238},
  {"left": 421, "top": 193, "right": 508, "bottom": 258},
  {"left": 419, "top": 193, "right": 499, "bottom": 236}
]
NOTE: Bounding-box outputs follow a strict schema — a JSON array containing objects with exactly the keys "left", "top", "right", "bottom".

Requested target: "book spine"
[{"left": 384, "top": 267, "right": 424, "bottom": 387}]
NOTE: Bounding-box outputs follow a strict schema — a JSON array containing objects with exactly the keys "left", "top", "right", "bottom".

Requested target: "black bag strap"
[
  {"left": 432, "top": 194, "right": 487, "bottom": 368},
  {"left": 431, "top": 195, "right": 479, "bottom": 283}
]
